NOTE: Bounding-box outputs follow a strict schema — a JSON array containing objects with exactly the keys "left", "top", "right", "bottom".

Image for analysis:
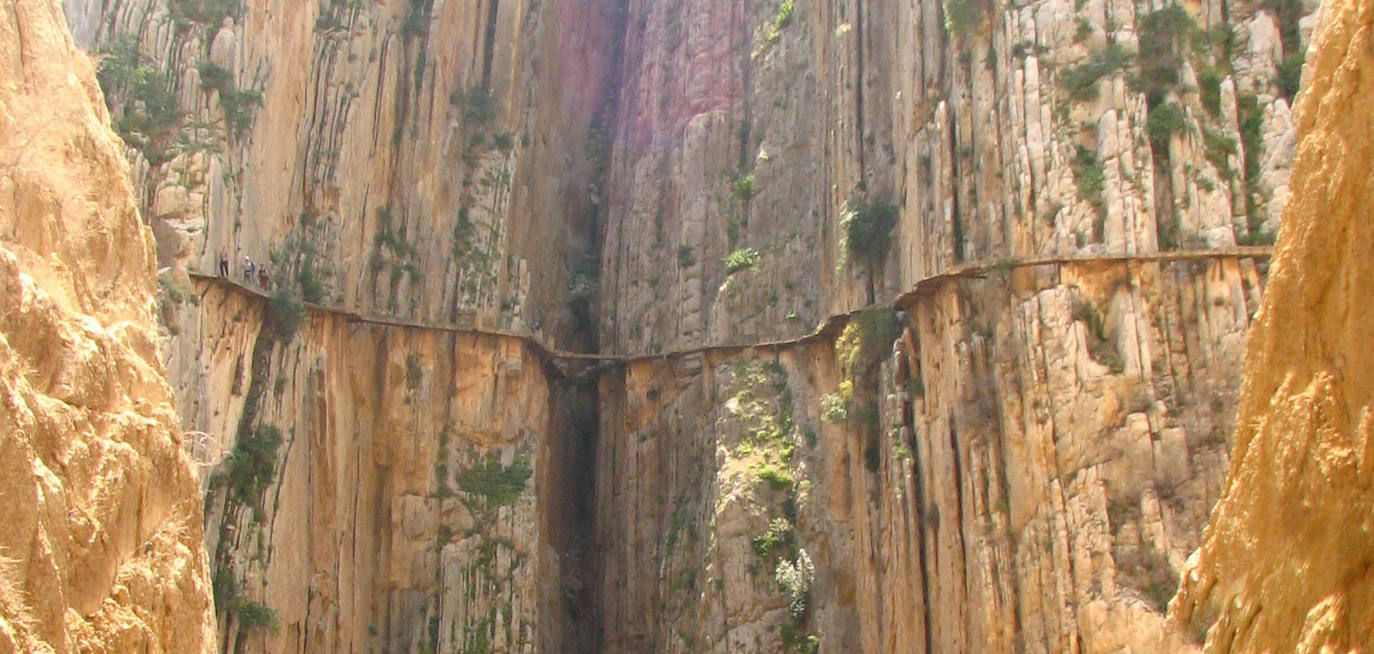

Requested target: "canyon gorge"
[{"left": 1, "top": 0, "right": 1369, "bottom": 651}]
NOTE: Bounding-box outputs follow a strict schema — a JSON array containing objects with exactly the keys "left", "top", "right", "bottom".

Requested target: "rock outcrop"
[
  {"left": 1172, "top": 0, "right": 1374, "bottom": 649},
  {"left": 591, "top": 0, "right": 1298, "bottom": 651},
  {"left": 49, "top": 0, "right": 1324, "bottom": 652},
  {"left": 0, "top": 1, "right": 215, "bottom": 652}
]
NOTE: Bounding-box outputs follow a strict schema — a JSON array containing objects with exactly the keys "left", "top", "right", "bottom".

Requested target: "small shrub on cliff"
[
  {"left": 756, "top": 464, "right": 794, "bottom": 491},
  {"left": 1072, "top": 145, "right": 1107, "bottom": 220},
  {"left": 169, "top": 0, "right": 244, "bottom": 30},
  {"left": 464, "top": 85, "right": 498, "bottom": 123},
  {"left": 1058, "top": 43, "right": 1131, "bottom": 102},
  {"left": 456, "top": 452, "right": 533, "bottom": 509},
  {"left": 725, "top": 247, "right": 761, "bottom": 274},
  {"left": 731, "top": 172, "right": 757, "bottom": 201},
  {"left": 842, "top": 197, "right": 899, "bottom": 269},
  {"left": 781, "top": 623, "right": 821, "bottom": 653},
  {"left": 943, "top": 0, "right": 985, "bottom": 38},
  {"left": 849, "top": 308, "right": 901, "bottom": 373},
  {"left": 821, "top": 380, "right": 853, "bottom": 423},
  {"left": 96, "top": 39, "right": 180, "bottom": 163},
  {"left": 266, "top": 286, "right": 306, "bottom": 339},
  {"left": 232, "top": 600, "right": 280, "bottom": 634},
  {"left": 1277, "top": 51, "right": 1306, "bottom": 100},
  {"left": 197, "top": 60, "right": 233, "bottom": 94},
  {"left": 752, "top": 518, "right": 795, "bottom": 559},
  {"left": 1147, "top": 102, "right": 1187, "bottom": 149},
  {"left": 220, "top": 424, "right": 282, "bottom": 510},
  {"left": 677, "top": 245, "right": 696, "bottom": 268},
  {"left": 775, "top": 549, "right": 814, "bottom": 618}
]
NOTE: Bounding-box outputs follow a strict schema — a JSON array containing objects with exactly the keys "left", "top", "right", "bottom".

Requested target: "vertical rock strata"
[
  {"left": 0, "top": 2, "right": 216, "bottom": 652},
  {"left": 47, "top": 0, "right": 1328, "bottom": 651},
  {"left": 59, "top": 0, "right": 622, "bottom": 650},
  {"left": 592, "top": 0, "right": 1303, "bottom": 651},
  {"left": 1173, "top": 0, "right": 1374, "bottom": 649}
]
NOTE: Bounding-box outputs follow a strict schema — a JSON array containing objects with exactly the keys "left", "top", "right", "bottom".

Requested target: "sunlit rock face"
[
  {"left": 1173, "top": 0, "right": 1374, "bottom": 650},
  {"left": 0, "top": 2, "right": 216, "bottom": 652},
  {"left": 54, "top": 0, "right": 1321, "bottom": 651}
]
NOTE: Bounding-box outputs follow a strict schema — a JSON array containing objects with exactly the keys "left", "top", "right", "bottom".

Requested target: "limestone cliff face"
[
  {"left": 184, "top": 284, "right": 555, "bottom": 652},
  {"left": 1172, "top": 0, "right": 1374, "bottom": 649},
  {"left": 595, "top": 257, "right": 1259, "bottom": 653},
  {"left": 59, "top": 0, "right": 617, "bottom": 651},
  {"left": 54, "top": 0, "right": 1320, "bottom": 652},
  {"left": 0, "top": 1, "right": 215, "bottom": 652},
  {"left": 65, "top": 0, "right": 617, "bottom": 340},
  {"left": 591, "top": 0, "right": 1305, "bottom": 651}
]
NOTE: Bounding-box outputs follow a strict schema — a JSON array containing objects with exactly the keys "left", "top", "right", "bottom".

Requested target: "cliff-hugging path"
[{"left": 190, "top": 245, "right": 1272, "bottom": 370}]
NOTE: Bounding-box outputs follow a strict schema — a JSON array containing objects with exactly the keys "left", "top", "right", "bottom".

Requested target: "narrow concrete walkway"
[{"left": 190, "top": 246, "right": 1272, "bottom": 369}]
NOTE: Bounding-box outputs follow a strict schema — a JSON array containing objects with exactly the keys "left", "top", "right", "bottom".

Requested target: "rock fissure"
[{"left": 10, "top": 0, "right": 1343, "bottom": 650}]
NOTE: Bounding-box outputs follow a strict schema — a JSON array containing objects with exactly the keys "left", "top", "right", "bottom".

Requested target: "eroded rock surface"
[
  {"left": 1173, "top": 0, "right": 1374, "bottom": 649},
  {"left": 49, "top": 0, "right": 1327, "bottom": 652},
  {"left": 0, "top": 2, "right": 215, "bottom": 651}
]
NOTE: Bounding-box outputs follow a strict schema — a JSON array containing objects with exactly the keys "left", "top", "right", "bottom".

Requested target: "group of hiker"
[{"left": 217, "top": 248, "right": 271, "bottom": 291}]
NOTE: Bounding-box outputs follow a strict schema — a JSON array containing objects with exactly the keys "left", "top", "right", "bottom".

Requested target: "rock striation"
[
  {"left": 0, "top": 1, "right": 215, "bottom": 652},
  {"left": 49, "top": 0, "right": 1325, "bottom": 652},
  {"left": 1172, "top": 0, "right": 1374, "bottom": 649}
]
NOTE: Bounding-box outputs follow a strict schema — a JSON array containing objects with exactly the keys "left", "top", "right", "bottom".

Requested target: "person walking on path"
[
  {"left": 218, "top": 248, "right": 230, "bottom": 277},
  {"left": 243, "top": 255, "right": 255, "bottom": 283},
  {"left": 258, "top": 265, "right": 270, "bottom": 291}
]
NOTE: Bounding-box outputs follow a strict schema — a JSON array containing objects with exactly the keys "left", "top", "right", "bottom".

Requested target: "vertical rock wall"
[
  {"left": 59, "top": 0, "right": 621, "bottom": 651},
  {"left": 591, "top": 0, "right": 1307, "bottom": 651},
  {"left": 51, "top": 0, "right": 1329, "bottom": 651},
  {"left": 0, "top": 1, "right": 215, "bottom": 651},
  {"left": 1173, "top": 0, "right": 1374, "bottom": 649},
  {"left": 183, "top": 285, "right": 553, "bottom": 652}
]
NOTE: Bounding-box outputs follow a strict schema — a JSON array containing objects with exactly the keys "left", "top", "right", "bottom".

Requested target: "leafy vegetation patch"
[
  {"left": 216, "top": 424, "right": 283, "bottom": 511},
  {"left": 1058, "top": 44, "right": 1131, "bottom": 102},
  {"left": 1072, "top": 145, "right": 1107, "bottom": 222},
  {"left": 842, "top": 196, "right": 899, "bottom": 270},
  {"left": 725, "top": 247, "right": 761, "bottom": 274},
  {"left": 456, "top": 452, "right": 533, "bottom": 511},
  {"left": 96, "top": 39, "right": 180, "bottom": 163}
]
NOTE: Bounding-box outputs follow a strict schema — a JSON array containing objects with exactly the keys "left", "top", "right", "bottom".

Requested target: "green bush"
[
  {"left": 853, "top": 308, "right": 900, "bottom": 372},
  {"left": 781, "top": 623, "right": 820, "bottom": 653},
  {"left": 1137, "top": 5, "right": 1197, "bottom": 106},
  {"left": 1277, "top": 51, "right": 1305, "bottom": 100},
  {"left": 456, "top": 452, "right": 533, "bottom": 509},
  {"left": 943, "top": 0, "right": 985, "bottom": 38},
  {"left": 1072, "top": 145, "right": 1107, "bottom": 219},
  {"left": 1074, "top": 17, "right": 1093, "bottom": 43},
  {"left": 676, "top": 245, "right": 696, "bottom": 268},
  {"left": 843, "top": 197, "right": 899, "bottom": 268},
  {"left": 266, "top": 286, "right": 305, "bottom": 339},
  {"left": 1059, "top": 43, "right": 1131, "bottom": 102},
  {"left": 1147, "top": 102, "right": 1187, "bottom": 149},
  {"left": 197, "top": 60, "right": 233, "bottom": 94},
  {"left": 464, "top": 85, "right": 498, "bottom": 123},
  {"left": 96, "top": 39, "right": 180, "bottom": 163},
  {"left": 732, "top": 173, "right": 756, "bottom": 200},
  {"left": 168, "top": 0, "right": 243, "bottom": 29},
  {"left": 403, "top": 0, "right": 434, "bottom": 38},
  {"left": 1202, "top": 128, "right": 1237, "bottom": 176},
  {"left": 756, "top": 465, "right": 794, "bottom": 491},
  {"left": 752, "top": 518, "right": 795, "bottom": 559},
  {"left": 221, "top": 424, "right": 282, "bottom": 508},
  {"left": 725, "top": 247, "right": 761, "bottom": 274},
  {"left": 296, "top": 254, "right": 328, "bottom": 304},
  {"left": 1197, "top": 67, "right": 1223, "bottom": 117},
  {"left": 231, "top": 600, "right": 279, "bottom": 634}
]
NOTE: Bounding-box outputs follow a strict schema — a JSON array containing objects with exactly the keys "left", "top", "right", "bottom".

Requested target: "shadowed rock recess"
[{"left": 0, "top": 0, "right": 1354, "bottom": 650}]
